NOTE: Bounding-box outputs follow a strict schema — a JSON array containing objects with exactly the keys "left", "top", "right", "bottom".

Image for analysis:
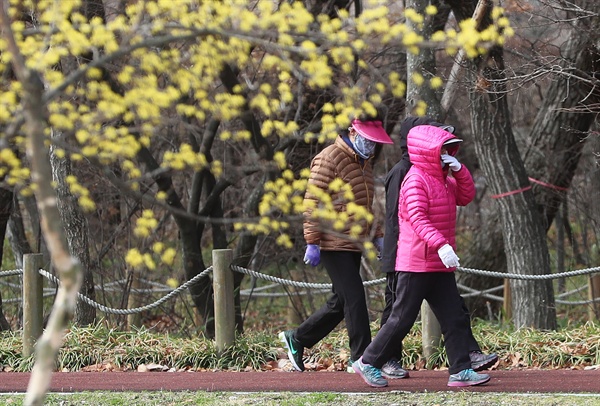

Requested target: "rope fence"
[
  {"left": 3, "top": 251, "right": 600, "bottom": 356},
  {"left": 37, "top": 268, "right": 213, "bottom": 315},
  {"left": 1, "top": 261, "right": 599, "bottom": 315}
]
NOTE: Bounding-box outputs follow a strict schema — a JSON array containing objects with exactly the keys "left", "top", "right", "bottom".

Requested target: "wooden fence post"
[
  {"left": 421, "top": 302, "right": 441, "bottom": 364},
  {"left": 503, "top": 279, "right": 512, "bottom": 321},
  {"left": 126, "top": 268, "right": 142, "bottom": 330},
  {"left": 286, "top": 269, "right": 303, "bottom": 325},
  {"left": 22, "top": 253, "right": 44, "bottom": 357},
  {"left": 588, "top": 274, "right": 600, "bottom": 321},
  {"left": 212, "top": 249, "right": 235, "bottom": 352}
]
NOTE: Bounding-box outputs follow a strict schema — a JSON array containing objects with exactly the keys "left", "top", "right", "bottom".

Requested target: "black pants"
[
  {"left": 380, "top": 272, "right": 481, "bottom": 360},
  {"left": 295, "top": 251, "right": 371, "bottom": 361},
  {"left": 363, "top": 272, "right": 472, "bottom": 374},
  {"left": 380, "top": 272, "right": 403, "bottom": 360}
]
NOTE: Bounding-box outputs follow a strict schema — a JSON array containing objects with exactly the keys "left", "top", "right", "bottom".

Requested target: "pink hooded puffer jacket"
[{"left": 395, "top": 125, "right": 476, "bottom": 272}]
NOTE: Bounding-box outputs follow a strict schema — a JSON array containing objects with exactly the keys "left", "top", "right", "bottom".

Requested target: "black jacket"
[{"left": 381, "top": 116, "right": 449, "bottom": 273}]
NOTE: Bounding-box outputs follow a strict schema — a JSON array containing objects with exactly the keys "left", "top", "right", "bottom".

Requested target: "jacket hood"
[
  {"left": 407, "top": 125, "right": 460, "bottom": 177},
  {"left": 399, "top": 116, "right": 448, "bottom": 158}
]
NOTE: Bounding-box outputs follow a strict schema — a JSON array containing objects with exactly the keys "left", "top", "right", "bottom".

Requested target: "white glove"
[
  {"left": 441, "top": 154, "right": 462, "bottom": 171},
  {"left": 438, "top": 244, "right": 460, "bottom": 268}
]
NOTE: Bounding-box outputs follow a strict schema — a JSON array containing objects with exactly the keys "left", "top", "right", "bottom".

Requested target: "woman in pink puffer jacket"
[
  {"left": 353, "top": 125, "right": 492, "bottom": 388},
  {"left": 396, "top": 125, "right": 475, "bottom": 271}
]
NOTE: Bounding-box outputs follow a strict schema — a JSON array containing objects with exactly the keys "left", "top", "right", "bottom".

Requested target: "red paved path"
[{"left": 0, "top": 369, "right": 599, "bottom": 393}]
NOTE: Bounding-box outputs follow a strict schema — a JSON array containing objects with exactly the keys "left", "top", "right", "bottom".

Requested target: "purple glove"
[
  {"left": 304, "top": 244, "right": 320, "bottom": 266},
  {"left": 374, "top": 237, "right": 384, "bottom": 260}
]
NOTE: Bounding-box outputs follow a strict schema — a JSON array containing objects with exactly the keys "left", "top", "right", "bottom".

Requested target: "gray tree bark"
[
  {"left": 405, "top": 0, "right": 450, "bottom": 118},
  {"left": 7, "top": 194, "right": 33, "bottom": 269},
  {"left": 0, "top": 4, "right": 85, "bottom": 403},
  {"left": 468, "top": 62, "right": 557, "bottom": 328},
  {"left": 453, "top": 0, "right": 600, "bottom": 323},
  {"left": 22, "top": 70, "right": 83, "bottom": 406},
  {"left": 586, "top": 130, "right": 600, "bottom": 319},
  {"left": 447, "top": 0, "right": 556, "bottom": 328},
  {"left": 0, "top": 187, "right": 14, "bottom": 331},
  {"left": 217, "top": 64, "right": 278, "bottom": 333},
  {"left": 49, "top": 131, "right": 96, "bottom": 325},
  {"left": 523, "top": 2, "right": 600, "bottom": 228},
  {"left": 20, "top": 195, "right": 51, "bottom": 264},
  {"left": 134, "top": 145, "right": 217, "bottom": 336}
]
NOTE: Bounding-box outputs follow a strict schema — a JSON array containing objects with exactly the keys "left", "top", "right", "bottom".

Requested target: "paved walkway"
[{"left": 0, "top": 369, "right": 599, "bottom": 393}]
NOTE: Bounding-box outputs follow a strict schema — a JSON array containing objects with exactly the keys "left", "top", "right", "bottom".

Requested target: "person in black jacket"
[{"left": 378, "top": 116, "right": 497, "bottom": 379}]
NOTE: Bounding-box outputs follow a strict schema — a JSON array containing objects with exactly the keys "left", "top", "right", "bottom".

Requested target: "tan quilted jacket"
[{"left": 303, "top": 136, "right": 382, "bottom": 252}]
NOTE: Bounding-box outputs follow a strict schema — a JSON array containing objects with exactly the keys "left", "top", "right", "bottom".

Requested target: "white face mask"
[{"left": 352, "top": 134, "right": 376, "bottom": 159}]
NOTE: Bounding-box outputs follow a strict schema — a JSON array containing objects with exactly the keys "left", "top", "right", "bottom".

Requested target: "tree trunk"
[
  {"left": 49, "top": 132, "right": 97, "bottom": 326},
  {"left": 523, "top": 5, "right": 600, "bottom": 228},
  {"left": 135, "top": 146, "right": 215, "bottom": 336},
  {"left": 449, "top": 0, "right": 599, "bottom": 327},
  {"left": 21, "top": 195, "right": 50, "bottom": 263},
  {"left": 467, "top": 46, "right": 557, "bottom": 328},
  {"left": 0, "top": 21, "right": 83, "bottom": 401},
  {"left": 22, "top": 69, "right": 83, "bottom": 404},
  {"left": 232, "top": 175, "right": 270, "bottom": 333},
  {"left": 7, "top": 193, "right": 33, "bottom": 269},
  {"left": 555, "top": 203, "right": 566, "bottom": 293},
  {"left": 587, "top": 132, "right": 600, "bottom": 320},
  {"left": 0, "top": 187, "right": 14, "bottom": 331},
  {"left": 218, "top": 64, "right": 279, "bottom": 333},
  {"left": 405, "top": 0, "right": 448, "bottom": 119},
  {"left": 447, "top": 0, "right": 559, "bottom": 329}
]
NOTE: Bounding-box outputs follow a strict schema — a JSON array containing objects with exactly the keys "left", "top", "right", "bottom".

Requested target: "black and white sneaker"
[
  {"left": 279, "top": 330, "right": 305, "bottom": 372},
  {"left": 381, "top": 359, "right": 409, "bottom": 379},
  {"left": 470, "top": 351, "right": 498, "bottom": 371}
]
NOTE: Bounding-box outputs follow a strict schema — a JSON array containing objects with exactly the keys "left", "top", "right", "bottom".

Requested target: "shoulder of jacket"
[
  {"left": 313, "top": 144, "right": 338, "bottom": 163},
  {"left": 402, "top": 169, "right": 431, "bottom": 192},
  {"left": 329, "top": 141, "right": 356, "bottom": 162},
  {"left": 403, "top": 167, "right": 427, "bottom": 182}
]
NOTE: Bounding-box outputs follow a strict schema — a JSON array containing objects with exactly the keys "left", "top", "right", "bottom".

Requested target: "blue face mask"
[{"left": 352, "top": 134, "right": 376, "bottom": 159}]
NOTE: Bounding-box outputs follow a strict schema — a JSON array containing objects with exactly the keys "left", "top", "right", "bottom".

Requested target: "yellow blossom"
[
  {"left": 412, "top": 73, "right": 425, "bottom": 86},
  {"left": 125, "top": 249, "right": 144, "bottom": 269},
  {"left": 273, "top": 151, "right": 287, "bottom": 169},
  {"left": 143, "top": 253, "right": 156, "bottom": 270},
  {"left": 425, "top": 5, "right": 437, "bottom": 15},
  {"left": 430, "top": 77, "right": 443, "bottom": 89}
]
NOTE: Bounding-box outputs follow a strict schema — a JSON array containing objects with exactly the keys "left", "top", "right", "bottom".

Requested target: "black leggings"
[
  {"left": 380, "top": 272, "right": 481, "bottom": 361},
  {"left": 363, "top": 271, "right": 472, "bottom": 374},
  {"left": 295, "top": 251, "right": 371, "bottom": 361}
]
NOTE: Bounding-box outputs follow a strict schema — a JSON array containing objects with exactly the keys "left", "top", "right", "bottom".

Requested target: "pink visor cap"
[{"left": 351, "top": 119, "right": 394, "bottom": 144}]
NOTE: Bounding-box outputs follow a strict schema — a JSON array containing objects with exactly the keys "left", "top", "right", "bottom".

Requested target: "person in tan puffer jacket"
[
  {"left": 303, "top": 135, "right": 382, "bottom": 251},
  {"left": 279, "top": 115, "right": 393, "bottom": 373}
]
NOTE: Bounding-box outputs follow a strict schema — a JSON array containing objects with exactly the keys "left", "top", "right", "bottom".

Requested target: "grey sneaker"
[
  {"left": 470, "top": 351, "right": 498, "bottom": 371},
  {"left": 278, "top": 330, "right": 304, "bottom": 372},
  {"left": 352, "top": 357, "right": 388, "bottom": 388},
  {"left": 447, "top": 368, "right": 490, "bottom": 387},
  {"left": 346, "top": 359, "right": 355, "bottom": 373},
  {"left": 381, "top": 359, "right": 409, "bottom": 379}
]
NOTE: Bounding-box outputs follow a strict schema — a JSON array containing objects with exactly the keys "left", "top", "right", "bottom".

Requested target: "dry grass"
[{"left": 1, "top": 320, "right": 599, "bottom": 373}]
